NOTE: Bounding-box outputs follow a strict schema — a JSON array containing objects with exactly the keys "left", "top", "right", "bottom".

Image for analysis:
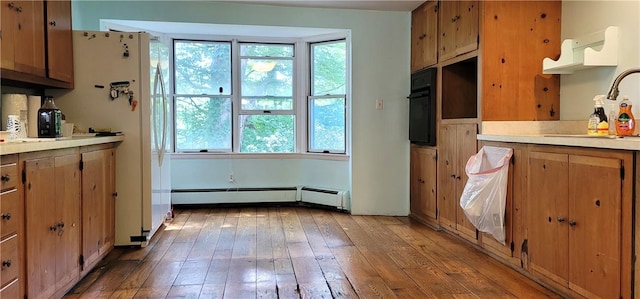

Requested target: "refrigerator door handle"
[
  {"left": 158, "top": 63, "right": 168, "bottom": 165},
  {"left": 153, "top": 63, "right": 163, "bottom": 165}
]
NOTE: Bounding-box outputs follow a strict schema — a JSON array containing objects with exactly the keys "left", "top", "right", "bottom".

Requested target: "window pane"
[
  {"left": 240, "top": 44, "right": 294, "bottom": 57},
  {"left": 175, "top": 96, "right": 231, "bottom": 151},
  {"left": 311, "top": 41, "right": 346, "bottom": 95},
  {"left": 174, "top": 41, "right": 231, "bottom": 95},
  {"left": 241, "top": 97, "right": 293, "bottom": 110},
  {"left": 241, "top": 58, "right": 293, "bottom": 98},
  {"left": 239, "top": 115, "right": 295, "bottom": 153},
  {"left": 309, "top": 97, "right": 345, "bottom": 152}
]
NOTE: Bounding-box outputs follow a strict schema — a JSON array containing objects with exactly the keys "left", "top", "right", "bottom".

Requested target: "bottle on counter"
[
  {"left": 608, "top": 103, "right": 617, "bottom": 135},
  {"left": 587, "top": 95, "right": 608, "bottom": 136},
  {"left": 37, "top": 96, "right": 62, "bottom": 138},
  {"left": 616, "top": 96, "right": 635, "bottom": 136}
]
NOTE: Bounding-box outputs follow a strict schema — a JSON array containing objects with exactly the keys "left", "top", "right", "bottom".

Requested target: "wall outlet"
[
  {"left": 228, "top": 173, "right": 235, "bottom": 183},
  {"left": 376, "top": 98, "right": 383, "bottom": 110}
]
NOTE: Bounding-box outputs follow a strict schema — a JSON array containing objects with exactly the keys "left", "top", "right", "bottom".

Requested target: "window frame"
[
  {"left": 170, "top": 33, "right": 350, "bottom": 157},
  {"left": 307, "top": 39, "right": 348, "bottom": 154}
]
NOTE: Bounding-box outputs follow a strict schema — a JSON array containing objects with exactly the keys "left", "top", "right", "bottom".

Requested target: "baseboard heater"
[
  {"left": 172, "top": 187, "right": 297, "bottom": 204},
  {"left": 171, "top": 186, "right": 349, "bottom": 211},
  {"left": 299, "top": 187, "right": 350, "bottom": 211}
]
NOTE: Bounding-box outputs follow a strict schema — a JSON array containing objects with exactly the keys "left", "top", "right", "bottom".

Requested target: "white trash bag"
[{"left": 459, "top": 146, "right": 513, "bottom": 244}]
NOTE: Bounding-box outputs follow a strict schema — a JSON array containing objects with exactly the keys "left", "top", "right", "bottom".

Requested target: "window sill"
[{"left": 170, "top": 152, "right": 350, "bottom": 161}]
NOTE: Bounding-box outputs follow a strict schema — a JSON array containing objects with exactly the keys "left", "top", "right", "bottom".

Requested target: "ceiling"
[{"left": 222, "top": 0, "right": 424, "bottom": 11}]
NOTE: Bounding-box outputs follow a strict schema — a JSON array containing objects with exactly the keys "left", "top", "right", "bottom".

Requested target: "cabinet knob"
[
  {"left": 49, "top": 20, "right": 57, "bottom": 26},
  {"left": 1, "top": 174, "right": 10, "bottom": 183},
  {"left": 2, "top": 260, "right": 12, "bottom": 268},
  {"left": 1, "top": 213, "right": 11, "bottom": 220},
  {"left": 557, "top": 217, "right": 565, "bottom": 223},
  {"left": 57, "top": 222, "right": 65, "bottom": 228},
  {"left": 50, "top": 225, "right": 57, "bottom": 232},
  {"left": 568, "top": 220, "right": 577, "bottom": 227},
  {"left": 113, "top": 192, "right": 118, "bottom": 197}
]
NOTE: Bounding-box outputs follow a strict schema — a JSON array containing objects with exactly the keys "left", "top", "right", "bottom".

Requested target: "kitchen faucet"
[{"left": 607, "top": 68, "right": 640, "bottom": 100}]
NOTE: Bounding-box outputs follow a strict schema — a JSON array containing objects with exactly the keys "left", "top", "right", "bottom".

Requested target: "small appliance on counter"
[{"left": 37, "top": 96, "right": 62, "bottom": 138}]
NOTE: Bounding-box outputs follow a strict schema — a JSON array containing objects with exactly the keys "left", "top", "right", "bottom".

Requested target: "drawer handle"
[
  {"left": 1, "top": 174, "right": 10, "bottom": 183},
  {"left": 2, "top": 260, "right": 11, "bottom": 269},
  {"left": 49, "top": 20, "right": 57, "bottom": 26},
  {"left": 2, "top": 213, "right": 11, "bottom": 220}
]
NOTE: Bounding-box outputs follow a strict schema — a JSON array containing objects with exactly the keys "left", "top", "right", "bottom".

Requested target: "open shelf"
[
  {"left": 441, "top": 57, "right": 477, "bottom": 119},
  {"left": 543, "top": 26, "right": 618, "bottom": 74}
]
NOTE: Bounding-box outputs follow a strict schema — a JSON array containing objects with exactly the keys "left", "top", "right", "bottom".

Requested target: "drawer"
[
  {"left": 0, "top": 234, "right": 18, "bottom": 287},
  {"left": 0, "top": 189, "right": 20, "bottom": 237},
  {"left": 0, "top": 162, "right": 17, "bottom": 191},
  {"left": 0, "top": 278, "right": 19, "bottom": 298}
]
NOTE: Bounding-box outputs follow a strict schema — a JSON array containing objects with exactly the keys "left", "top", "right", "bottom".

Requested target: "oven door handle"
[{"left": 407, "top": 91, "right": 430, "bottom": 99}]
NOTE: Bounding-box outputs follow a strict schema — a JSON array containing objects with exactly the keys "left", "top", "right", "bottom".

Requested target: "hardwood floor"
[{"left": 63, "top": 206, "right": 561, "bottom": 298}]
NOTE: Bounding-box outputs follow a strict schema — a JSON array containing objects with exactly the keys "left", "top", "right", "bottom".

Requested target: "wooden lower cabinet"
[
  {"left": 477, "top": 141, "right": 523, "bottom": 266},
  {"left": 18, "top": 143, "right": 117, "bottom": 298},
  {"left": 24, "top": 149, "right": 81, "bottom": 299},
  {"left": 410, "top": 145, "right": 437, "bottom": 224},
  {"left": 526, "top": 146, "right": 632, "bottom": 299},
  {"left": 81, "top": 147, "right": 116, "bottom": 274},
  {"left": 437, "top": 123, "right": 478, "bottom": 241}
]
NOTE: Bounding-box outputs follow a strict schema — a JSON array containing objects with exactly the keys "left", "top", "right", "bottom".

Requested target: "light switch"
[{"left": 376, "top": 99, "right": 383, "bottom": 110}]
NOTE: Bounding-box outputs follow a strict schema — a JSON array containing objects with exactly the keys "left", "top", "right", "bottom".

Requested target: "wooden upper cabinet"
[
  {"left": 1, "top": 1, "right": 46, "bottom": 77},
  {"left": 480, "top": 1, "right": 561, "bottom": 121},
  {"left": 1, "top": 0, "right": 73, "bottom": 89},
  {"left": 45, "top": 0, "right": 73, "bottom": 84},
  {"left": 439, "top": 0, "right": 478, "bottom": 62},
  {"left": 411, "top": 1, "right": 438, "bottom": 73}
]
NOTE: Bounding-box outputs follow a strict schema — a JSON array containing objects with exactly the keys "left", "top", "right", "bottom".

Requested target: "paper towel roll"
[
  {"left": 27, "top": 95, "right": 41, "bottom": 137},
  {"left": 2, "top": 94, "right": 27, "bottom": 131}
]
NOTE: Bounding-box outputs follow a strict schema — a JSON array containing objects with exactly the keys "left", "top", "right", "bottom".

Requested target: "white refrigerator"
[{"left": 50, "top": 31, "right": 172, "bottom": 246}]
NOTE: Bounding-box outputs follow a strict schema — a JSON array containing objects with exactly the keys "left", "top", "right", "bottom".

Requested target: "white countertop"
[
  {"left": 0, "top": 135, "right": 124, "bottom": 155},
  {"left": 478, "top": 134, "right": 640, "bottom": 150},
  {"left": 479, "top": 121, "right": 640, "bottom": 151}
]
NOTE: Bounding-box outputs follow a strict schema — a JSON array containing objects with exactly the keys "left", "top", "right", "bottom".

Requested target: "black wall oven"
[{"left": 408, "top": 67, "right": 436, "bottom": 146}]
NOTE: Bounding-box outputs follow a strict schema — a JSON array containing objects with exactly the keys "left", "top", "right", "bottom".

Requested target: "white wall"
[
  {"left": 559, "top": 1, "right": 640, "bottom": 120},
  {"left": 71, "top": 1, "right": 411, "bottom": 215}
]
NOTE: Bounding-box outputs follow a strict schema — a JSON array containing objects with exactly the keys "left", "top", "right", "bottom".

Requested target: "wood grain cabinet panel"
[
  {"left": 45, "top": 0, "right": 73, "bottom": 84},
  {"left": 437, "top": 123, "right": 477, "bottom": 242},
  {"left": 81, "top": 148, "right": 116, "bottom": 275},
  {"left": 480, "top": 1, "right": 561, "bottom": 121},
  {"left": 411, "top": 1, "right": 438, "bottom": 73},
  {"left": 0, "top": 0, "right": 46, "bottom": 76},
  {"left": 24, "top": 152, "right": 81, "bottom": 299},
  {"left": 410, "top": 145, "right": 437, "bottom": 224},
  {"left": 1, "top": 0, "right": 73, "bottom": 88},
  {"left": 526, "top": 147, "right": 632, "bottom": 299},
  {"left": 439, "top": 0, "right": 478, "bottom": 62}
]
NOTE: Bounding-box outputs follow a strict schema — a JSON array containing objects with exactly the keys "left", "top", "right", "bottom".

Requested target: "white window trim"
[{"left": 169, "top": 30, "right": 351, "bottom": 156}]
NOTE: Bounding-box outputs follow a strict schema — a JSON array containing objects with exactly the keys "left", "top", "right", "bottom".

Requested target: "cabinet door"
[
  {"left": 527, "top": 151, "right": 569, "bottom": 285},
  {"left": 455, "top": 1, "right": 479, "bottom": 55},
  {"left": 24, "top": 157, "right": 57, "bottom": 299},
  {"left": 103, "top": 149, "right": 116, "bottom": 252},
  {"left": 411, "top": 1, "right": 438, "bottom": 72},
  {"left": 45, "top": 0, "right": 73, "bottom": 84},
  {"left": 81, "top": 150, "right": 107, "bottom": 271},
  {"left": 439, "top": 0, "right": 478, "bottom": 62},
  {"left": 438, "top": 1, "right": 458, "bottom": 62},
  {"left": 2, "top": 1, "right": 46, "bottom": 76},
  {"left": 568, "top": 155, "right": 621, "bottom": 299},
  {"left": 54, "top": 153, "right": 81, "bottom": 292},
  {"left": 455, "top": 124, "right": 478, "bottom": 240},
  {"left": 437, "top": 125, "right": 458, "bottom": 230},
  {"left": 410, "top": 146, "right": 437, "bottom": 221}
]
